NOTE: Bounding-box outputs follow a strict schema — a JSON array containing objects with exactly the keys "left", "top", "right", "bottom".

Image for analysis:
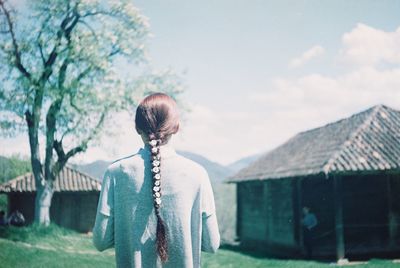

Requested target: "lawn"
[{"left": 0, "top": 225, "right": 398, "bottom": 268}]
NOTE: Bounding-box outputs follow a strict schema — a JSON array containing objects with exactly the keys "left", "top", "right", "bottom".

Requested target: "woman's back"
[{"left": 93, "top": 144, "right": 220, "bottom": 268}]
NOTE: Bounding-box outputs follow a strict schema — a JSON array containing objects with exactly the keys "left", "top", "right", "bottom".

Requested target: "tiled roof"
[
  {"left": 0, "top": 165, "right": 102, "bottom": 193},
  {"left": 229, "top": 104, "right": 400, "bottom": 182}
]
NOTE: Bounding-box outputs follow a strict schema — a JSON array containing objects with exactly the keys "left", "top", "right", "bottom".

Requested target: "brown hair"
[{"left": 135, "top": 93, "right": 179, "bottom": 262}]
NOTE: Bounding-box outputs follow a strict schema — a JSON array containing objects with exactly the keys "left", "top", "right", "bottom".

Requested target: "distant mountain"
[
  {"left": 73, "top": 151, "right": 237, "bottom": 184},
  {"left": 177, "top": 151, "right": 233, "bottom": 184},
  {"left": 72, "top": 160, "right": 110, "bottom": 180},
  {"left": 227, "top": 153, "right": 261, "bottom": 173}
]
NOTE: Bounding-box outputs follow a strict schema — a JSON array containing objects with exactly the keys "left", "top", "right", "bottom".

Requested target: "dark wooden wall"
[
  {"left": 7, "top": 192, "right": 99, "bottom": 233},
  {"left": 51, "top": 192, "right": 99, "bottom": 232},
  {"left": 237, "top": 181, "right": 267, "bottom": 244},
  {"left": 341, "top": 173, "right": 400, "bottom": 256},
  {"left": 8, "top": 193, "right": 35, "bottom": 224},
  {"left": 237, "top": 179, "right": 298, "bottom": 255},
  {"left": 265, "top": 179, "right": 296, "bottom": 248},
  {"left": 390, "top": 174, "right": 400, "bottom": 246},
  {"left": 237, "top": 173, "right": 400, "bottom": 259},
  {"left": 301, "top": 175, "right": 336, "bottom": 256}
]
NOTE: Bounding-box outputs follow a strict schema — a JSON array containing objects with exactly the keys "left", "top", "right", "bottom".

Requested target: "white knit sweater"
[{"left": 93, "top": 144, "right": 220, "bottom": 268}]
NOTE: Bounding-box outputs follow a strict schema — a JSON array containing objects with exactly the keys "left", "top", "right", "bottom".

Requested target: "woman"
[{"left": 93, "top": 93, "right": 220, "bottom": 268}]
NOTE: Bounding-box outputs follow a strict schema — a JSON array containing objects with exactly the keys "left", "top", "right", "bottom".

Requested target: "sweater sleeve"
[
  {"left": 93, "top": 169, "right": 115, "bottom": 251},
  {"left": 200, "top": 171, "right": 220, "bottom": 253}
]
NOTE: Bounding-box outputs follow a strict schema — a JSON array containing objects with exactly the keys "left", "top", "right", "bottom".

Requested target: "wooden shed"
[
  {"left": 228, "top": 104, "right": 400, "bottom": 261},
  {"left": 0, "top": 165, "right": 101, "bottom": 233}
]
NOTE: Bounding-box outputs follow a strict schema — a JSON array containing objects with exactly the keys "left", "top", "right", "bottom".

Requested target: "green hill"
[{"left": 0, "top": 155, "right": 31, "bottom": 184}]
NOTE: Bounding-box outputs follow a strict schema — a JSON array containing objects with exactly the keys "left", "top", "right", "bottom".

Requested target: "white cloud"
[
  {"left": 288, "top": 45, "right": 325, "bottom": 68},
  {"left": 246, "top": 66, "right": 400, "bottom": 161},
  {"left": 339, "top": 23, "right": 400, "bottom": 66},
  {"left": 250, "top": 23, "right": 400, "bottom": 146},
  {"left": 261, "top": 66, "right": 400, "bottom": 109}
]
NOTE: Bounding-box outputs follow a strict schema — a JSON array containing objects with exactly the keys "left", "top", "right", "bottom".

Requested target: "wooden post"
[
  {"left": 295, "top": 178, "right": 304, "bottom": 249},
  {"left": 263, "top": 180, "right": 273, "bottom": 252},
  {"left": 387, "top": 174, "right": 395, "bottom": 248},
  {"left": 7, "top": 194, "right": 12, "bottom": 216},
  {"left": 333, "top": 175, "right": 346, "bottom": 262},
  {"left": 236, "top": 182, "right": 242, "bottom": 240},
  {"left": 264, "top": 180, "right": 270, "bottom": 239}
]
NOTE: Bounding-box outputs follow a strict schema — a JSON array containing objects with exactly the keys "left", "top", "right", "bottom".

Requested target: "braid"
[
  {"left": 149, "top": 137, "right": 168, "bottom": 262},
  {"left": 135, "top": 93, "right": 179, "bottom": 263}
]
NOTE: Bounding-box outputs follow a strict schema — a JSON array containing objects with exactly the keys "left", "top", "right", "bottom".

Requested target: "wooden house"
[
  {"left": 228, "top": 105, "right": 400, "bottom": 260},
  {"left": 0, "top": 165, "right": 101, "bottom": 233}
]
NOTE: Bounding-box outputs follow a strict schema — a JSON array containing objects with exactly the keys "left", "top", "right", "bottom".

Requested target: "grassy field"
[{"left": 0, "top": 225, "right": 399, "bottom": 268}]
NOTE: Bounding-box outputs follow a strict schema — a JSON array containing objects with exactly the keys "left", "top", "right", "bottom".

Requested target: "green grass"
[
  {"left": 0, "top": 224, "right": 114, "bottom": 268},
  {"left": 0, "top": 224, "right": 399, "bottom": 268}
]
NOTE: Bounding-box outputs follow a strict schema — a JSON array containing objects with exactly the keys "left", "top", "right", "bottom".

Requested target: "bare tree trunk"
[{"left": 34, "top": 180, "right": 54, "bottom": 226}]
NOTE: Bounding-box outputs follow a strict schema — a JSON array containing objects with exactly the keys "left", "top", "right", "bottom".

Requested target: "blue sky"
[{"left": 2, "top": 0, "right": 400, "bottom": 165}]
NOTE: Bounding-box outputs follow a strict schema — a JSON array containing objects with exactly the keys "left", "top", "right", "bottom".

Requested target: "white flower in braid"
[{"left": 149, "top": 139, "right": 163, "bottom": 207}]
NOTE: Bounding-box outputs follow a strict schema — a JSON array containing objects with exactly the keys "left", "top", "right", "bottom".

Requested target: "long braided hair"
[{"left": 135, "top": 93, "right": 180, "bottom": 262}]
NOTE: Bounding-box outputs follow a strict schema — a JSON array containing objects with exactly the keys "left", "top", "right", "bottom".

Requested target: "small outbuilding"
[
  {"left": 0, "top": 165, "right": 101, "bottom": 232},
  {"left": 228, "top": 104, "right": 400, "bottom": 260}
]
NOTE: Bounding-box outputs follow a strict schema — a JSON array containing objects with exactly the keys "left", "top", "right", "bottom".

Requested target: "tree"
[{"left": 0, "top": 0, "right": 183, "bottom": 225}]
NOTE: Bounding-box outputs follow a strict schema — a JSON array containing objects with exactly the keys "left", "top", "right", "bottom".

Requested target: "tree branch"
[
  {"left": 0, "top": 0, "right": 32, "bottom": 80},
  {"left": 71, "top": 66, "right": 92, "bottom": 86},
  {"left": 64, "top": 6, "right": 80, "bottom": 38},
  {"left": 36, "top": 14, "right": 51, "bottom": 65},
  {"left": 77, "top": 19, "right": 98, "bottom": 40},
  {"left": 40, "top": 3, "right": 80, "bottom": 84},
  {"left": 69, "top": 97, "right": 83, "bottom": 113},
  {"left": 58, "top": 58, "right": 70, "bottom": 89},
  {"left": 59, "top": 117, "right": 83, "bottom": 142},
  {"left": 54, "top": 109, "right": 107, "bottom": 168},
  {"left": 81, "top": 10, "right": 115, "bottom": 18},
  {"left": 53, "top": 139, "right": 65, "bottom": 160},
  {"left": 66, "top": 66, "right": 94, "bottom": 112}
]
